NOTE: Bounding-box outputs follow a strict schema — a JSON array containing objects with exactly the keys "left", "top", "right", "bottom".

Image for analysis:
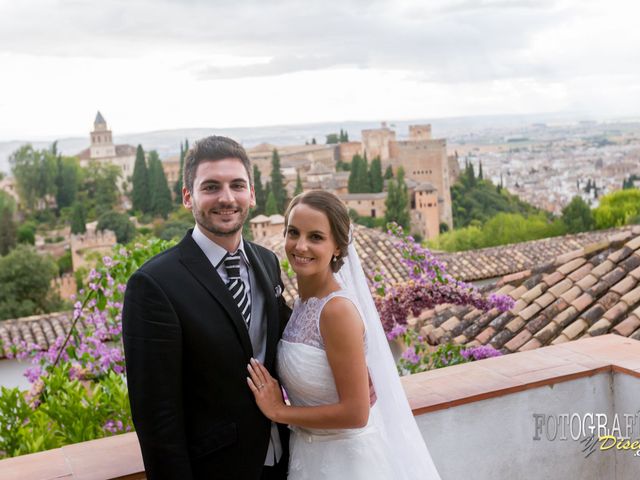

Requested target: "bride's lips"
[{"left": 292, "top": 254, "right": 314, "bottom": 266}]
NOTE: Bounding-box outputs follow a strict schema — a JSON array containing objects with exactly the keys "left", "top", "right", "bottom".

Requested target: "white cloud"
[{"left": 0, "top": 0, "right": 637, "bottom": 139}]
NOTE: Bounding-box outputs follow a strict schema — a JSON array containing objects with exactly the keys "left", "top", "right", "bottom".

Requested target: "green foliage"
[
  {"left": 384, "top": 167, "right": 410, "bottom": 229},
  {"left": 622, "top": 174, "right": 640, "bottom": 190},
  {"left": 131, "top": 145, "right": 149, "bottom": 213},
  {"left": 384, "top": 165, "right": 393, "bottom": 180},
  {"left": 0, "top": 204, "right": 16, "bottom": 255},
  {"left": 9, "top": 144, "right": 58, "bottom": 211},
  {"left": 147, "top": 151, "right": 173, "bottom": 219},
  {"left": 593, "top": 189, "right": 640, "bottom": 229},
  {"left": 294, "top": 172, "right": 303, "bottom": 196},
  {"left": 97, "top": 212, "right": 136, "bottom": 244},
  {"left": 154, "top": 208, "right": 193, "bottom": 241},
  {"left": 57, "top": 251, "right": 73, "bottom": 275},
  {"left": 70, "top": 202, "right": 87, "bottom": 234},
  {"left": 269, "top": 150, "right": 286, "bottom": 213},
  {"left": 369, "top": 156, "right": 383, "bottom": 193},
  {"left": 174, "top": 139, "right": 188, "bottom": 204},
  {"left": 265, "top": 191, "right": 278, "bottom": 216},
  {"left": 55, "top": 156, "right": 80, "bottom": 210},
  {"left": 16, "top": 221, "right": 36, "bottom": 245},
  {"left": 561, "top": 196, "right": 595, "bottom": 233},
  {"left": 83, "top": 162, "right": 120, "bottom": 218},
  {"left": 339, "top": 129, "right": 349, "bottom": 143},
  {"left": 253, "top": 165, "right": 266, "bottom": 215},
  {"left": 347, "top": 154, "right": 371, "bottom": 193},
  {"left": 0, "top": 245, "right": 62, "bottom": 320},
  {"left": 325, "top": 133, "right": 339, "bottom": 144},
  {"left": 430, "top": 212, "right": 567, "bottom": 252},
  {"left": 451, "top": 162, "right": 539, "bottom": 229}
]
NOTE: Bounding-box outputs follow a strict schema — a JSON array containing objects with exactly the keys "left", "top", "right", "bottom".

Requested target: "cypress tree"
[
  {"left": 0, "top": 207, "right": 17, "bottom": 255},
  {"left": 270, "top": 149, "right": 286, "bottom": 213},
  {"left": 294, "top": 172, "right": 303, "bottom": 196},
  {"left": 174, "top": 140, "right": 187, "bottom": 204},
  {"left": 348, "top": 154, "right": 362, "bottom": 193},
  {"left": 369, "top": 156, "right": 383, "bottom": 193},
  {"left": 265, "top": 191, "right": 278, "bottom": 216},
  {"left": 478, "top": 160, "right": 484, "bottom": 180},
  {"left": 253, "top": 165, "right": 266, "bottom": 215},
  {"left": 384, "top": 165, "right": 394, "bottom": 180},
  {"left": 384, "top": 167, "right": 410, "bottom": 229},
  {"left": 148, "top": 151, "right": 173, "bottom": 219},
  {"left": 70, "top": 202, "right": 86, "bottom": 234},
  {"left": 132, "top": 145, "right": 150, "bottom": 213}
]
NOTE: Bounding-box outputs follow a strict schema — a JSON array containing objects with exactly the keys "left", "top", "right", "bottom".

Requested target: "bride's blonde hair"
[{"left": 284, "top": 190, "right": 351, "bottom": 273}]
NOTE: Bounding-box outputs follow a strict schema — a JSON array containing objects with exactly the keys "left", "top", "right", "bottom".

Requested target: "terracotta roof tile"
[
  {"left": 548, "top": 278, "right": 573, "bottom": 297},
  {"left": 613, "top": 315, "right": 640, "bottom": 337},
  {"left": 411, "top": 228, "right": 640, "bottom": 355},
  {"left": 626, "top": 235, "right": 640, "bottom": 251},
  {"left": 557, "top": 257, "right": 587, "bottom": 276},
  {"left": 567, "top": 262, "right": 593, "bottom": 282},
  {"left": 575, "top": 274, "right": 598, "bottom": 291}
]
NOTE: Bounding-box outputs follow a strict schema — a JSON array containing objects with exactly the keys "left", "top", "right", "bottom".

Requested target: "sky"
[{"left": 0, "top": 0, "right": 639, "bottom": 141}]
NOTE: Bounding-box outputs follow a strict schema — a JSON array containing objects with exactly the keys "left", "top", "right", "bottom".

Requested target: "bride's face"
[{"left": 284, "top": 204, "right": 340, "bottom": 277}]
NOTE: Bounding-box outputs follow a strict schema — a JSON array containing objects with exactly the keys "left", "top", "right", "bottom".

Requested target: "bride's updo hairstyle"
[{"left": 284, "top": 190, "right": 351, "bottom": 273}]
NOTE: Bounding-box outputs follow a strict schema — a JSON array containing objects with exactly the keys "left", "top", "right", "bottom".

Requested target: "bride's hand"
[{"left": 247, "top": 358, "right": 285, "bottom": 422}]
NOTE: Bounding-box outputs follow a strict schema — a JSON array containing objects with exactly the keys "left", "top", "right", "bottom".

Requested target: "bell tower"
[{"left": 90, "top": 111, "right": 116, "bottom": 159}]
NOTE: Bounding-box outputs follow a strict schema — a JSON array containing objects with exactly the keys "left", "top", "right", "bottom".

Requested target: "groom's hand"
[{"left": 247, "top": 358, "right": 286, "bottom": 423}]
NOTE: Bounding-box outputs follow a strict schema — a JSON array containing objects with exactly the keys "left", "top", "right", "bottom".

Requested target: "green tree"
[
  {"left": 384, "top": 165, "right": 394, "bottom": 180},
  {"left": 89, "top": 163, "right": 121, "bottom": 217},
  {"left": 253, "top": 165, "right": 266, "bottom": 215},
  {"left": 294, "top": 172, "right": 304, "bottom": 196},
  {"left": 147, "top": 151, "right": 173, "bottom": 219},
  {"left": 70, "top": 202, "right": 87, "bottom": 234},
  {"left": 270, "top": 149, "right": 286, "bottom": 213},
  {"left": 17, "top": 222, "right": 36, "bottom": 245},
  {"left": 478, "top": 160, "right": 484, "bottom": 180},
  {"left": 561, "top": 196, "right": 595, "bottom": 233},
  {"left": 369, "top": 156, "right": 383, "bottom": 193},
  {"left": 265, "top": 191, "right": 278, "bottom": 216},
  {"left": 174, "top": 139, "right": 188, "bottom": 204},
  {"left": 97, "top": 212, "right": 136, "bottom": 244},
  {"left": 384, "top": 167, "right": 410, "bottom": 229},
  {"left": 55, "top": 156, "right": 80, "bottom": 210},
  {"left": 0, "top": 206, "right": 16, "bottom": 255},
  {"left": 9, "top": 144, "right": 57, "bottom": 211},
  {"left": 348, "top": 154, "right": 371, "bottom": 193},
  {"left": 339, "top": 129, "right": 349, "bottom": 143},
  {"left": 131, "top": 145, "right": 150, "bottom": 213},
  {"left": 0, "top": 245, "right": 62, "bottom": 320},
  {"left": 326, "top": 133, "right": 339, "bottom": 144},
  {"left": 593, "top": 189, "right": 640, "bottom": 229}
]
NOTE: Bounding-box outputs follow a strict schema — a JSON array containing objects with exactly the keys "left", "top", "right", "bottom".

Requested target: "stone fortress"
[{"left": 249, "top": 122, "right": 457, "bottom": 241}]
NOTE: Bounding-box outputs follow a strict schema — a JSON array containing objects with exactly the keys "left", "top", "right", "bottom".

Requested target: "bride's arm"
[{"left": 248, "top": 296, "right": 370, "bottom": 429}]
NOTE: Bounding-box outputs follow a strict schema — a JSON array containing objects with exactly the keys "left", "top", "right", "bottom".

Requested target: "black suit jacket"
[{"left": 122, "top": 231, "right": 291, "bottom": 480}]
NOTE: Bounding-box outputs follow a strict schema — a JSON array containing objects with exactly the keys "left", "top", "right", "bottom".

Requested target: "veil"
[{"left": 334, "top": 235, "right": 442, "bottom": 479}]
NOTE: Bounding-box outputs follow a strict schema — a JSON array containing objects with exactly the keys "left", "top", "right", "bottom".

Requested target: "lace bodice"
[{"left": 282, "top": 290, "right": 364, "bottom": 350}]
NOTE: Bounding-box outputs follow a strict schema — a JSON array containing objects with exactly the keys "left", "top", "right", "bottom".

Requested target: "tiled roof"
[
  {"left": 417, "top": 226, "right": 640, "bottom": 352},
  {"left": 0, "top": 312, "right": 74, "bottom": 359},
  {"left": 436, "top": 226, "right": 639, "bottom": 282}
]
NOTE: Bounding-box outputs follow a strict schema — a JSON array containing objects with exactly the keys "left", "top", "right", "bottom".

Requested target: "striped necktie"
[{"left": 223, "top": 253, "right": 251, "bottom": 327}]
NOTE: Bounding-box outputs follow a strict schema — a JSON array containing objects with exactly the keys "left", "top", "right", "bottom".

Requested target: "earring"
[{"left": 332, "top": 255, "right": 338, "bottom": 263}]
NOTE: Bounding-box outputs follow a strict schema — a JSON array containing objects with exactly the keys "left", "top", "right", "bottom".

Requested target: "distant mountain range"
[{"left": 0, "top": 112, "right": 632, "bottom": 174}]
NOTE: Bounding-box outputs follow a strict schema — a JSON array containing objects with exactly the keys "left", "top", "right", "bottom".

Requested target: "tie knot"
[{"left": 223, "top": 253, "right": 242, "bottom": 280}]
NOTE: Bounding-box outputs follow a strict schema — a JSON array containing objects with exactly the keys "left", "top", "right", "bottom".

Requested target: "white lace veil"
[{"left": 334, "top": 233, "right": 442, "bottom": 479}]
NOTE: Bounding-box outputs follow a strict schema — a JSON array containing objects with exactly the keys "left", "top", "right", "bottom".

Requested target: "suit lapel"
[
  {"left": 244, "top": 241, "right": 280, "bottom": 370},
  {"left": 178, "top": 231, "right": 253, "bottom": 360}
]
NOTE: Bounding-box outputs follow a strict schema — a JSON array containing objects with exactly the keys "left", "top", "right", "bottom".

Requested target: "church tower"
[{"left": 90, "top": 111, "right": 116, "bottom": 159}]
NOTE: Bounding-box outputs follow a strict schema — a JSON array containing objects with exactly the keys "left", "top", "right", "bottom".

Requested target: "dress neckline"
[{"left": 297, "top": 288, "right": 348, "bottom": 306}]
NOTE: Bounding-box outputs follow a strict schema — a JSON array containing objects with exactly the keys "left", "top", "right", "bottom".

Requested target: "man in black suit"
[{"left": 123, "top": 136, "right": 290, "bottom": 480}]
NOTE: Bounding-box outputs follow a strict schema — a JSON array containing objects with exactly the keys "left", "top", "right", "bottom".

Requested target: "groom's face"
[{"left": 183, "top": 158, "right": 256, "bottom": 239}]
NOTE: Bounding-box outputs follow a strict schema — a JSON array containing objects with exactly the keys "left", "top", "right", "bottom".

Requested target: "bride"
[{"left": 247, "top": 190, "right": 441, "bottom": 480}]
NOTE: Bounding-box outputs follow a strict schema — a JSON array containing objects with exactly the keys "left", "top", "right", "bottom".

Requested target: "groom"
[{"left": 122, "top": 136, "right": 290, "bottom": 480}]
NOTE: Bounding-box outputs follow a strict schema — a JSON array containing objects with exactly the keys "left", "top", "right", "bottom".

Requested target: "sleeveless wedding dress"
[{"left": 276, "top": 290, "right": 396, "bottom": 480}]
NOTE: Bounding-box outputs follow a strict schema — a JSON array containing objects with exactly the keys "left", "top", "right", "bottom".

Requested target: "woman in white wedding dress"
[{"left": 247, "top": 190, "right": 441, "bottom": 480}]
